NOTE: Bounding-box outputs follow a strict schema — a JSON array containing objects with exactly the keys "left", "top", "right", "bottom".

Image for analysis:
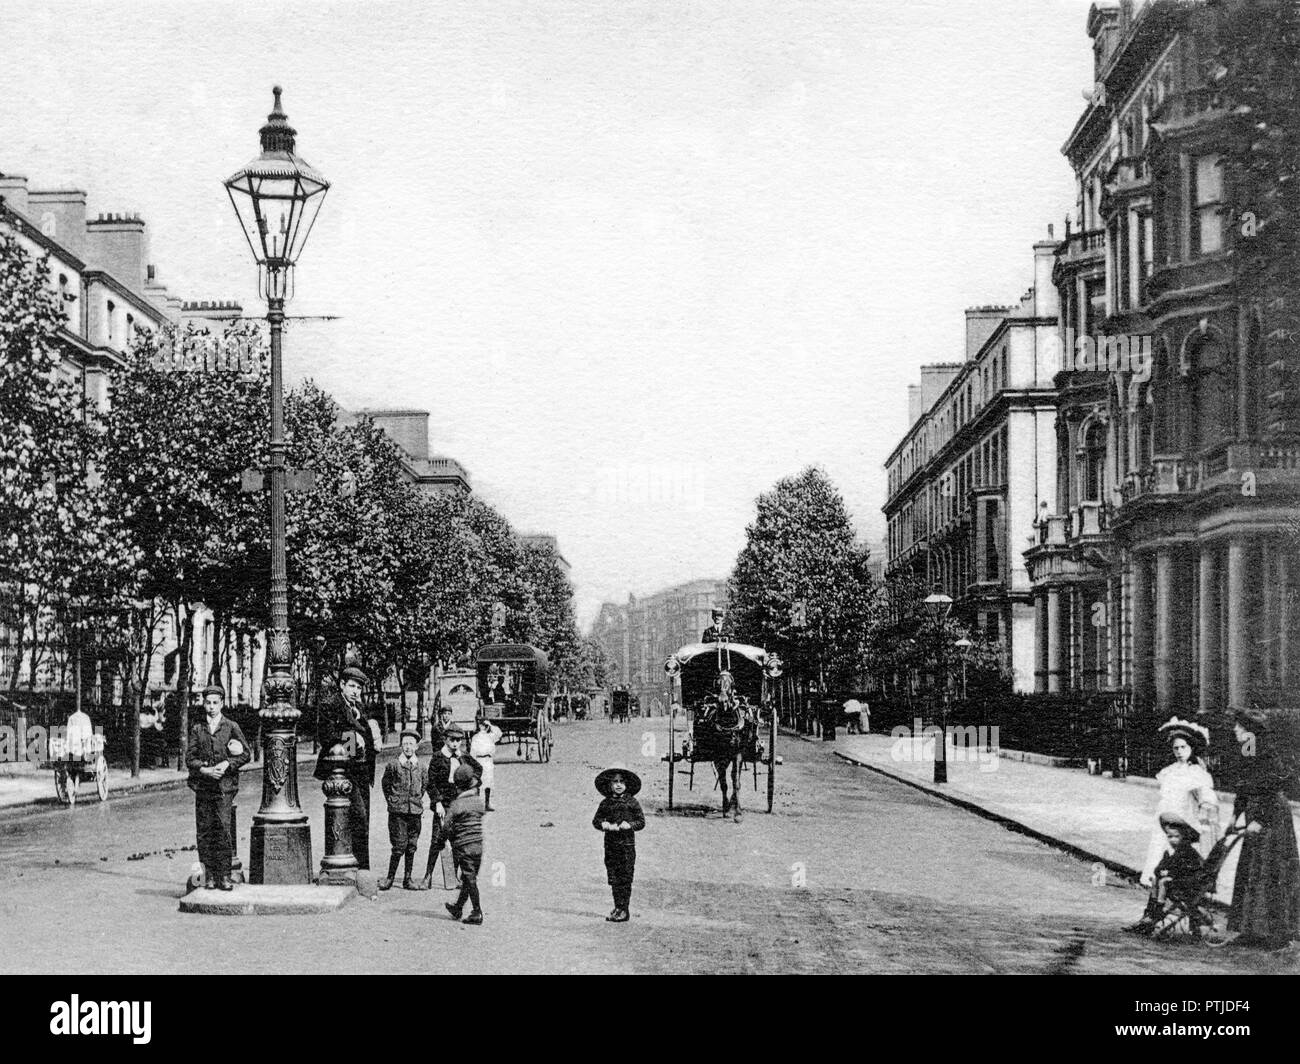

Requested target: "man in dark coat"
[
  {"left": 314, "top": 666, "right": 378, "bottom": 870},
  {"left": 701, "top": 608, "right": 726, "bottom": 644},
  {"left": 186, "top": 684, "right": 251, "bottom": 891}
]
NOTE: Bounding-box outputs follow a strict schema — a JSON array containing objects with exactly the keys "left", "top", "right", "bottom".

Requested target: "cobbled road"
[{"left": 0, "top": 720, "right": 1293, "bottom": 974}]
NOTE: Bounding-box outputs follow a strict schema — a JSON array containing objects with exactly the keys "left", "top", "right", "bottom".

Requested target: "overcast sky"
[{"left": 2, "top": 0, "right": 1095, "bottom": 627}]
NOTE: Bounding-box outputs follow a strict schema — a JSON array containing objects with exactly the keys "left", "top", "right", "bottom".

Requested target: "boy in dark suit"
[
  {"left": 186, "top": 684, "right": 251, "bottom": 891},
  {"left": 380, "top": 728, "right": 427, "bottom": 890},
  {"left": 593, "top": 764, "right": 645, "bottom": 922},
  {"left": 444, "top": 764, "right": 486, "bottom": 924}
]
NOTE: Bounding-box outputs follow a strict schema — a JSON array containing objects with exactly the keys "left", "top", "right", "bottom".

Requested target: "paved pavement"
[
  {"left": 824, "top": 731, "right": 1300, "bottom": 904},
  {"left": 1, "top": 721, "right": 1295, "bottom": 973}
]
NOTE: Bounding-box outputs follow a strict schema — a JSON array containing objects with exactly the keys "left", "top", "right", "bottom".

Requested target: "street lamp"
[
  {"left": 954, "top": 637, "right": 973, "bottom": 701},
  {"left": 923, "top": 590, "right": 953, "bottom": 784},
  {"left": 225, "top": 86, "right": 330, "bottom": 884}
]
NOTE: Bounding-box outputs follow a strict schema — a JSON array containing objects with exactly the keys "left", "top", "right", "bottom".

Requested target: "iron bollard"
[
  {"left": 317, "top": 743, "right": 358, "bottom": 885},
  {"left": 230, "top": 803, "right": 245, "bottom": 884}
]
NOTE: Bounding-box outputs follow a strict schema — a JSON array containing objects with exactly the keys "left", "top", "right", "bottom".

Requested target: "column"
[
  {"left": 1226, "top": 538, "right": 1250, "bottom": 709},
  {"left": 1047, "top": 587, "right": 1063, "bottom": 693},
  {"left": 1154, "top": 548, "right": 1177, "bottom": 713},
  {"left": 1035, "top": 592, "right": 1048, "bottom": 692},
  {"left": 1261, "top": 541, "right": 1276, "bottom": 686},
  {"left": 1198, "top": 545, "right": 1219, "bottom": 714},
  {"left": 1107, "top": 575, "right": 1122, "bottom": 689},
  {"left": 1131, "top": 555, "right": 1152, "bottom": 706},
  {"left": 1280, "top": 550, "right": 1293, "bottom": 689}
]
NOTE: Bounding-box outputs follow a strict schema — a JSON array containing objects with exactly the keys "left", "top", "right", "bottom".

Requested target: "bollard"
[
  {"left": 230, "top": 802, "right": 245, "bottom": 884},
  {"left": 317, "top": 743, "right": 358, "bottom": 886}
]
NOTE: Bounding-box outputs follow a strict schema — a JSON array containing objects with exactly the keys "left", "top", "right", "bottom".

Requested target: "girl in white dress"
[
  {"left": 470, "top": 717, "right": 503, "bottom": 811},
  {"left": 1140, "top": 717, "right": 1219, "bottom": 886}
]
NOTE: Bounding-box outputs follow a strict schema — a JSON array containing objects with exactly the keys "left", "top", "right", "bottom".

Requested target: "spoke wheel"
[
  {"left": 95, "top": 754, "right": 109, "bottom": 801},
  {"left": 55, "top": 767, "right": 71, "bottom": 805}
]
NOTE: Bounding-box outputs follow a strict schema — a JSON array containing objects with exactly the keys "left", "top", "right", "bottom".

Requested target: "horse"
[{"left": 698, "top": 672, "right": 757, "bottom": 822}]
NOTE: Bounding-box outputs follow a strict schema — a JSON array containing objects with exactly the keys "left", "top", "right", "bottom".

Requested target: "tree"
[
  {"left": 98, "top": 322, "right": 269, "bottom": 771},
  {"left": 519, "top": 540, "right": 582, "bottom": 691},
  {"left": 728, "top": 467, "right": 877, "bottom": 691},
  {"left": 0, "top": 229, "right": 127, "bottom": 712}
]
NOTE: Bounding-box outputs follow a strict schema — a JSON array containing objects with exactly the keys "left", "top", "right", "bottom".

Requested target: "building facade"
[
  {"left": 589, "top": 578, "right": 728, "bottom": 710},
  {"left": 1025, "top": 0, "right": 1300, "bottom": 712},
  {"left": 884, "top": 245, "right": 1061, "bottom": 692},
  {"left": 353, "top": 409, "right": 471, "bottom": 495}
]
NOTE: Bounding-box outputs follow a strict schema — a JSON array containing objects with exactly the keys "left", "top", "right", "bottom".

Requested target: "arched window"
[
  {"left": 1184, "top": 328, "right": 1234, "bottom": 452},
  {"left": 1153, "top": 340, "right": 1185, "bottom": 453},
  {"left": 1082, "top": 420, "right": 1107, "bottom": 502}
]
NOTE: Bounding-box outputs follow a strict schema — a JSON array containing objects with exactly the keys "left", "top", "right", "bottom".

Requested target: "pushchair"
[{"left": 1139, "top": 824, "right": 1245, "bottom": 941}]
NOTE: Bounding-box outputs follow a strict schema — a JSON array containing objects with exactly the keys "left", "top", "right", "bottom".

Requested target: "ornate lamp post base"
[
  {"left": 316, "top": 744, "right": 358, "bottom": 886},
  {"left": 248, "top": 695, "right": 313, "bottom": 885}
]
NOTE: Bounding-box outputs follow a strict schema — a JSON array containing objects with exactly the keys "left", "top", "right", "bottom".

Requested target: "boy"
[
  {"left": 443, "top": 764, "right": 486, "bottom": 924},
  {"left": 379, "top": 728, "right": 426, "bottom": 891},
  {"left": 593, "top": 764, "right": 645, "bottom": 922},
  {"left": 185, "top": 684, "right": 251, "bottom": 891},
  {"left": 1127, "top": 811, "right": 1205, "bottom": 935}
]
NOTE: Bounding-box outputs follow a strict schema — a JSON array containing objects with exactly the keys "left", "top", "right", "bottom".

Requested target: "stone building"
[
  {"left": 589, "top": 578, "right": 728, "bottom": 710},
  {"left": 884, "top": 244, "right": 1061, "bottom": 692},
  {"left": 1024, "top": 0, "right": 1300, "bottom": 712},
  {"left": 351, "top": 409, "right": 471, "bottom": 495}
]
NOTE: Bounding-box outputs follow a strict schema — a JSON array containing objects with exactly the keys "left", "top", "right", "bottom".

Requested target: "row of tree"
[
  {"left": 0, "top": 228, "right": 592, "bottom": 771},
  {"left": 724, "top": 467, "right": 1007, "bottom": 704}
]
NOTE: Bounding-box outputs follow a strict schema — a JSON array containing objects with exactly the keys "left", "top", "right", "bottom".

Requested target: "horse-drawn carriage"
[
  {"left": 610, "top": 686, "right": 632, "bottom": 724},
  {"left": 664, "top": 642, "right": 781, "bottom": 819},
  {"left": 475, "top": 643, "right": 554, "bottom": 762},
  {"left": 41, "top": 733, "right": 109, "bottom": 806}
]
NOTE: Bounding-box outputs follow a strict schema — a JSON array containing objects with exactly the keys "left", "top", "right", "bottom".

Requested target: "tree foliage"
[{"left": 728, "top": 467, "right": 877, "bottom": 688}]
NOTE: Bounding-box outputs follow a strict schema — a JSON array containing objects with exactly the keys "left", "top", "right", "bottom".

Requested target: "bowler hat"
[
  {"left": 1158, "top": 811, "right": 1201, "bottom": 843},
  {"left": 595, "top": 763, "right": 641, "bottom": 797},
  {"left": 340, "top": 666, "right": 369, "bottom": 686},
  {"left": 202, "top": 684, "right": 225, "bottom": 698}
]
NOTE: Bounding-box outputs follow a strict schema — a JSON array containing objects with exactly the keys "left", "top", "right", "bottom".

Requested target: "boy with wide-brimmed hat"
[
  {"left": 1127, "top": 811, "right": 1206, "bottom": 936},
  {"left": 379, "top": 727, "right": 426, "bottom": 891},
  {"left": 593, "top": 764, "right": 645, "bottom": 922}
]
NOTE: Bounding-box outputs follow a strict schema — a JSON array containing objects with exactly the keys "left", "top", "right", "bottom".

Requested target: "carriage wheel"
[
  {"left": 55, "top": 767, "right": 71, "bottom": 806},
  {"left": 537, "top": 711, "right": 552, "bottom": 763},
  {"left": 95, "top": 754, "right": 109, "bottom": 801}
]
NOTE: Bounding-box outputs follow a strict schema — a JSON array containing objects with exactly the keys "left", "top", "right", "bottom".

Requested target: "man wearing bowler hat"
[
  {"left": 315, "top": 666, "right": 379, "bottom": 870},
  {"left": 186, "top": 684, "right": 251, "bottom": 891}
]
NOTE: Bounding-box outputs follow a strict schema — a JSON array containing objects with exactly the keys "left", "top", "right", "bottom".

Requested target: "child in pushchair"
[{"left": 1127, "top": 812, "right": 1243, "bottom": 940}]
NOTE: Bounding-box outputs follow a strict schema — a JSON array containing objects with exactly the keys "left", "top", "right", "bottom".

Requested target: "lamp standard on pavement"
[
  {"left": 224, "top": 86, "right": 330, "bottom": 883},
  {"left": 923, "top": 590, "right": 953, "bottom": 784}
]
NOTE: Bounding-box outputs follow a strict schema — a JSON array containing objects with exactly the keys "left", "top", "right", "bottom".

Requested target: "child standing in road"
[
  {"left": 444, "top": 764, "right": 486, "bottom": 924},
  {"left": 593, "top": 764, "right": 645, "bottom": 922},
  {"left": 379, "top": 728, "right": 426, "bottom": 891}
]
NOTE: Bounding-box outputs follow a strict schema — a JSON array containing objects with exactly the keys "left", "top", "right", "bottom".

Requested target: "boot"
[
  {"left": 418, "top": 873, "right": 434, "bottom": 891},
  {"left": 463, "top": 910, "right": 484, "bottom": 924},
  {"left": 445, "top": 901, "right": 463, "bottom": 920},
  {"left": 378, "top": 876, "right": 394, "bottom": 891},
  {"left": 401, "top": 852, "right": 416, "bottom": 889},
  {"left": 380, "top": 854, "right": 400, "bottom": 890}
]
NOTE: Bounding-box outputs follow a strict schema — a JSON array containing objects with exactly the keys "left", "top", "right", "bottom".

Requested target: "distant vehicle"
[
  {"left": 610, "top": 686, "right": 631, "bottom": 724},
  {"left": 474, "top": 644, "right": 554, "bottom": 762}
]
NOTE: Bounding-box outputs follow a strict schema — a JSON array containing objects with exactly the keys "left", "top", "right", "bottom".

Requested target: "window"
[
  {"left": 1190, "top": 154, "right": 1224, "bottom": 256},
  {"left": 1083, "top": 421, "right": 1106, "bottom": 501},
  {"left": 106, "top": 299, "right": 115, "bottom": 340}
]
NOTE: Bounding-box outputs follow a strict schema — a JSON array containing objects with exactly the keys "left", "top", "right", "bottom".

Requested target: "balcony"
[
  {"left": 1072, "top": 500, "right": 1111, "bottom": 539},
  {"left": 1120, "top": 456, "right": 1193, "bottom": 503},
  {"left": 1119, "top": 443, "right": 1300, "bottom": 506},
  {"left": 1151, "top": 87, "right": 1230, "bottom": 129},
  {"left": 1057, "top": 228, "right": 1106, "bottom": 264}
]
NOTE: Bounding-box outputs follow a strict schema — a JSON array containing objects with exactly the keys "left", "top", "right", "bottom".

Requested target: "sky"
[{"left": 1, "top": 0, "right": 1096, "bottom": 628}]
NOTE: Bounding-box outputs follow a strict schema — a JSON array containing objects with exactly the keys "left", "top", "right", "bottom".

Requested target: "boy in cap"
[
  {"left": 593, "top": 765, "right": 645, "bottom": 922},
  {"left": 379, "top": 728, "right": 427, "bottom": 890},
  {"left": 443, "top": 764, "right": 486, "bottom": 924},
  {"left": 186, "top": 684, "right": 251, "bottom": 891},
  {"left": 419, "top": 726, "right": 480, "bottom": 889},
  {"left": 314, "top": 666, "right": 377, "bottom": 869}
]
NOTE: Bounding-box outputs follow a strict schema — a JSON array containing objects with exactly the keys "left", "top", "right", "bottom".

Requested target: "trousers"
[
  {"left": 605, "top": 842, "right": 635, "bottom": 909},
  {"left": 195, "top": 789, "right": 234, "bottom": 880},
  {"left": 350, "top": 783, "right": 371, "bottom": 871},
  {"left": 388, "top": 812, "right": 422, "bottom": 857}
]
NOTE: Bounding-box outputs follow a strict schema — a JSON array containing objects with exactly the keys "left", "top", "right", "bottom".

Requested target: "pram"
[{"left": 1136, "top": 824, "right": 1245, "bottom": 941}]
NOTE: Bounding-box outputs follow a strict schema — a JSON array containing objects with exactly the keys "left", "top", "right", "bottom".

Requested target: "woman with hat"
[
  {"left": 1140, "top": 717, "right": 1219, "bottom": 887},
  {"left": 1226, "top": 708, "right": 1300, "bottom": 949},
  {"left": 592, "top": 764, "right": 645, "bottom": 922}
]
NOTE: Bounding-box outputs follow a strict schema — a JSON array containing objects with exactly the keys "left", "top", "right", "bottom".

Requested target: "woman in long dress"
[
  {"left": 470, "top": 717, "right": 503, "bottom": 812},
  {"left": 1228, "top": 710, "right": 1300, "bottom": 948},
  {"left": 1140, "top": 717, "right": 1218, "bottom": 887}
]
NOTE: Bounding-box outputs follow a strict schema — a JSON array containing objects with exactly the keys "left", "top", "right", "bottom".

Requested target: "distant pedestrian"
[
  {"left": 1228, "top": 710, "right": 1300, "bottom": 949},
  {"left": 859, "top": 700, "right": 871, "bottom": 735},
  {"left": 186, "top": 684, "right": 251, "bottom": 891},
  {"left": 470, "top": 717, "right": 502, "bottom": 812},
  {"left": 593, "top": 764, "right": 645, "bottom": 922},
  {"left": 314, "top": 667, "right": 378, "bottom": 870},
  {"left": 443, "top": 764, "right": 486, "bottom": 924},
  {"left": 379, "top": 728, "right": 427, "bottom": 891}
]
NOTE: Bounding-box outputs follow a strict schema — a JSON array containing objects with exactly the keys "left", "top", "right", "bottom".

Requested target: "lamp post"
[
  {"left": 225, "top": 86, "right": 330, "bottom": 884},
  {"left": 923, "top": 590, "right": 953, "bottom": 784}
]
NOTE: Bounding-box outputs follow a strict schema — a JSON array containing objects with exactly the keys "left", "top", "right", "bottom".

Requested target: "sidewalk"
[
  {"left": 0, "top": 747, "right": 323, "bottom": 812},
  {"left": 820, "top": 730, "right": 1300, "bottom": 905}
]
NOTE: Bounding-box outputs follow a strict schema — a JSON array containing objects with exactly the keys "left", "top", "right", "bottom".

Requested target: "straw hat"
[{"left": 595, "top": 764, "right": 641, "bottom": 797}]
